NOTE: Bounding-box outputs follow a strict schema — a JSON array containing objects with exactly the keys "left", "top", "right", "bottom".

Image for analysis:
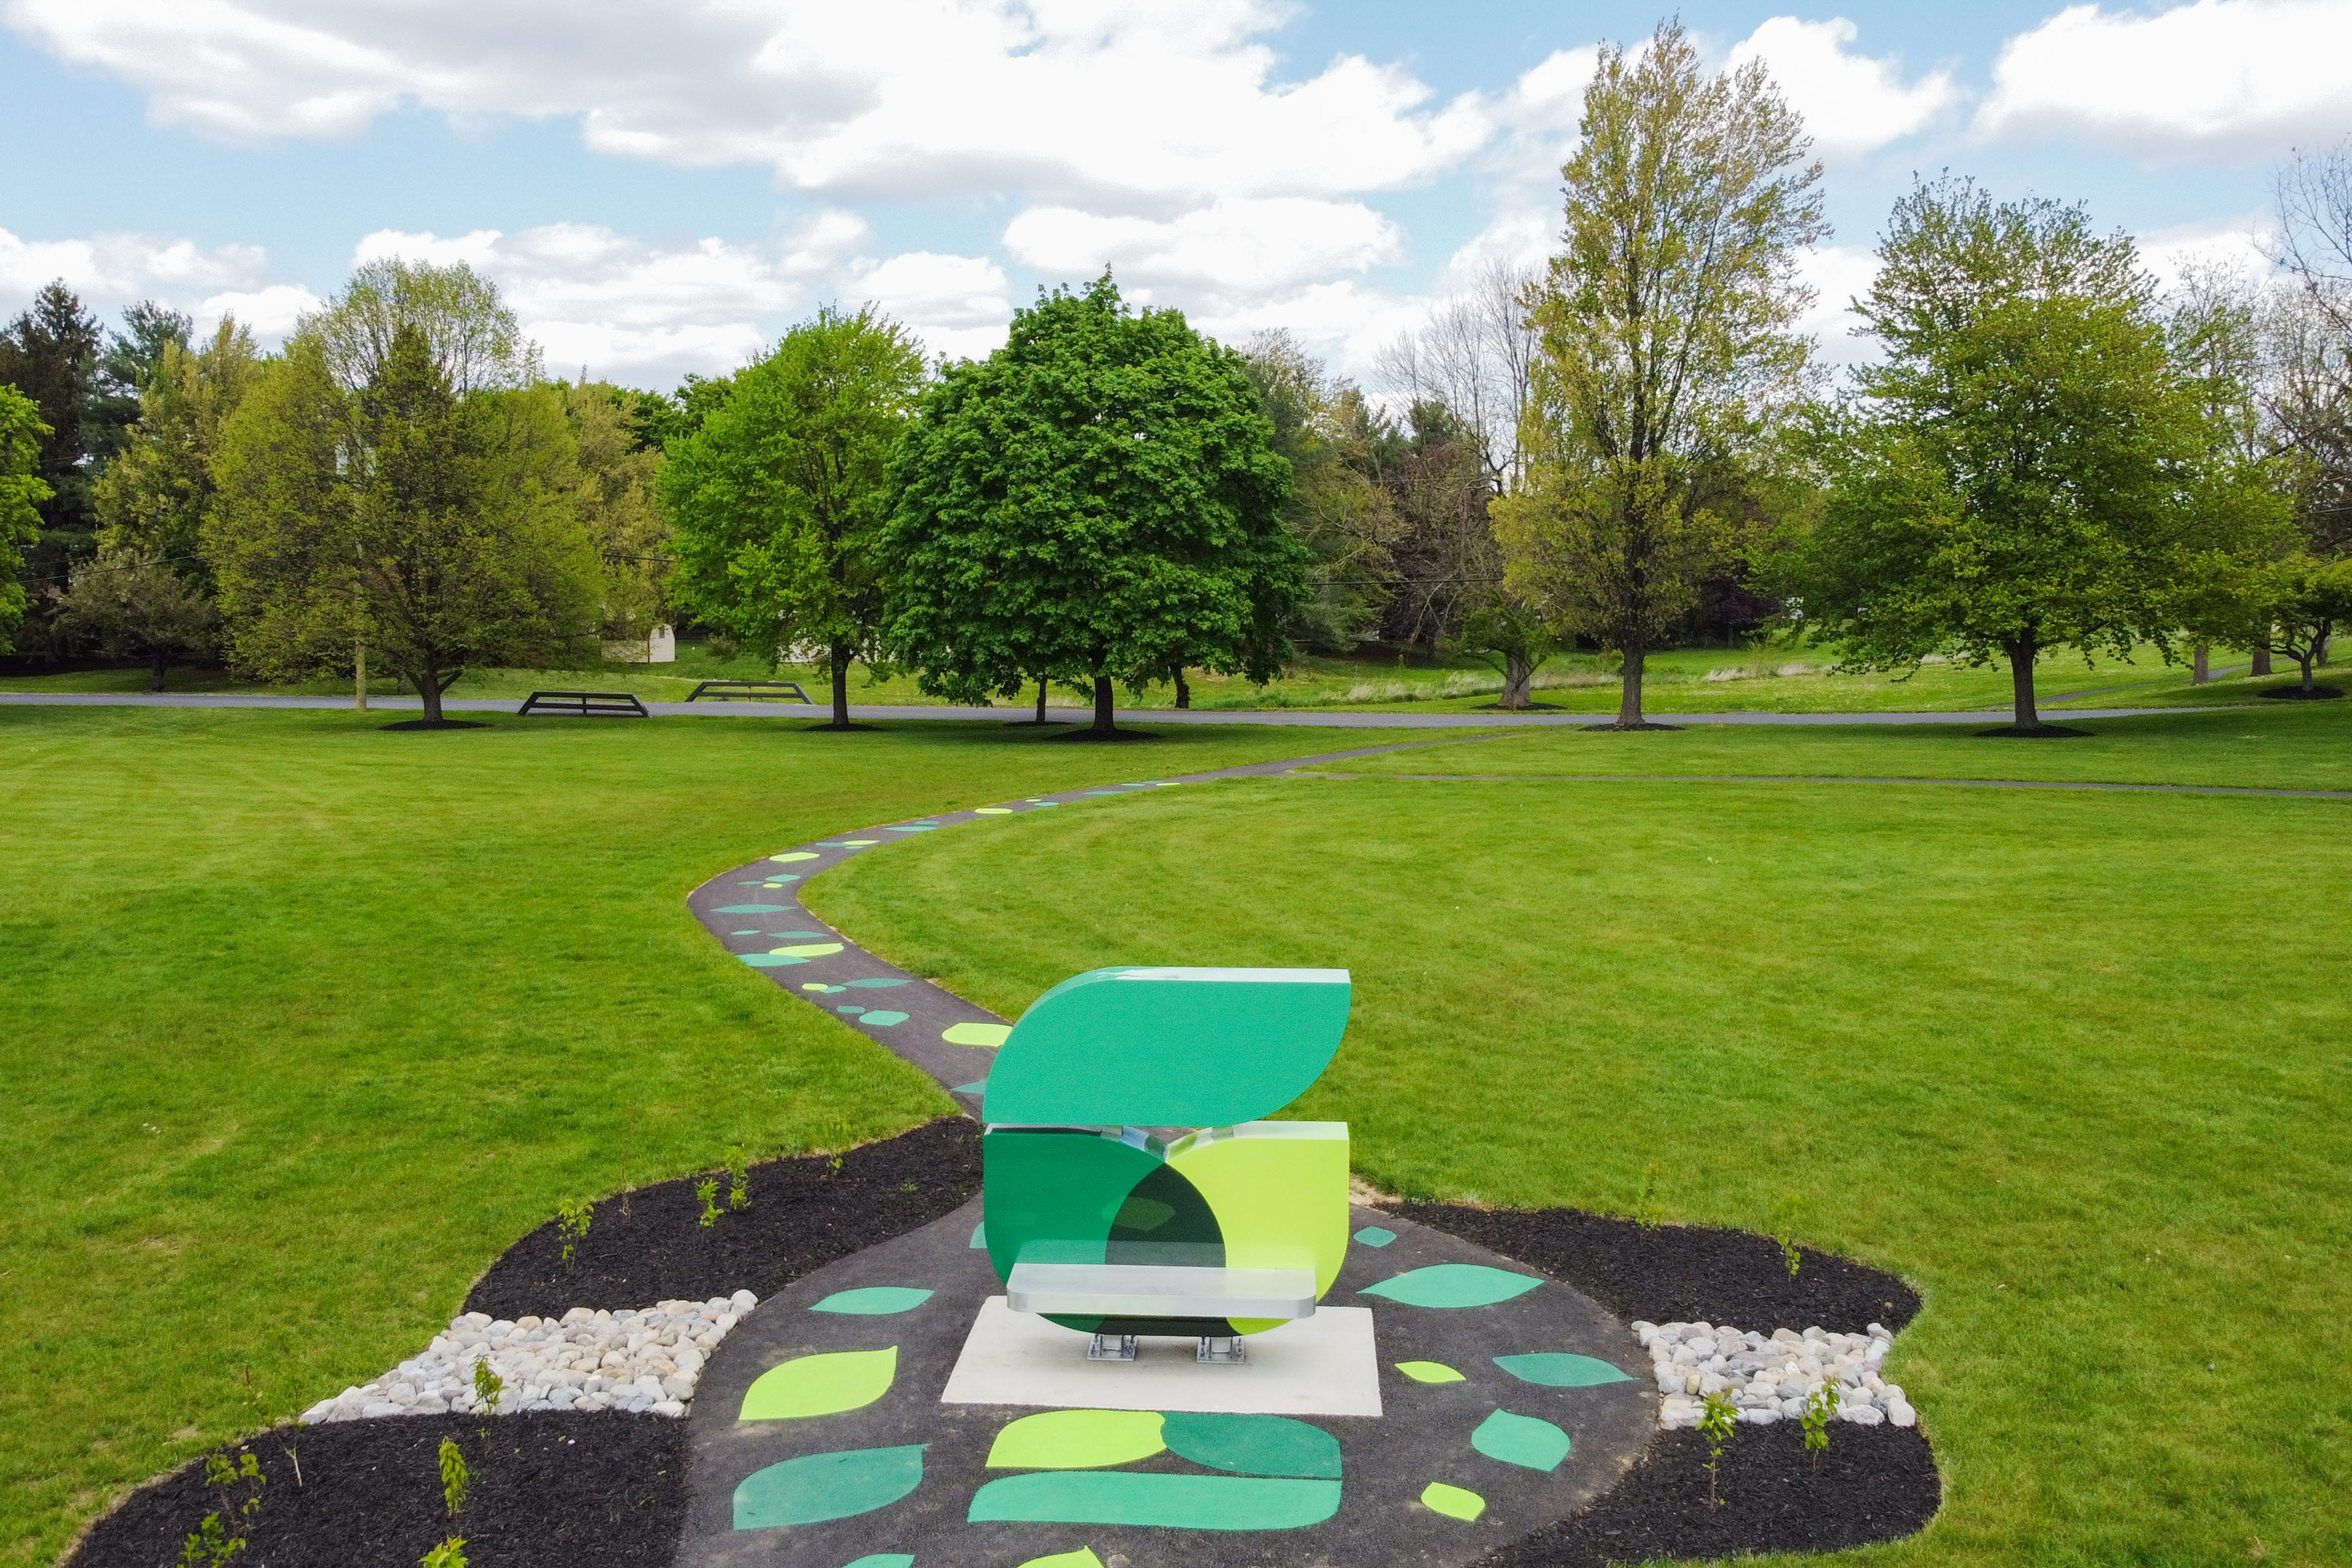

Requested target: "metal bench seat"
[{"left": 1005, "top": 1258, "right": 1315, "bottom": 1364}]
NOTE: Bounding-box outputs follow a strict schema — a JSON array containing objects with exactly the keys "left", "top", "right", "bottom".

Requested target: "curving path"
[{"left": 1302, "top": 769, "right": 2352, "bottom": 801}]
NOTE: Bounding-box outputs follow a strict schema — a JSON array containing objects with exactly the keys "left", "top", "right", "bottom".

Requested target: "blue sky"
[{"left": 2, "top": 1, "right": 2344, "bottom": 387}]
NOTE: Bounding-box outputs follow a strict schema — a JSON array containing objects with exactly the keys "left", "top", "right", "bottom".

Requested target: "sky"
[{"left": 1, "top": 0, "right": 2347, "bottom": 391}]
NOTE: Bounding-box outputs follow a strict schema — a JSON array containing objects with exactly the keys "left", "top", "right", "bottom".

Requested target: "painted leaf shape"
[
  {"left": 1395, "top": 1360, "right": 1466, "bottom": 1384},
  {"left": 732, "top": 1444, "right": 924, "bottom": 1527},
  {"left": 841, "top": 1558, "right": 916, "bottom": 1568},
  {"left": 987, "top": 1409, "right": 1166, "bottom": 1469},
  {"left": 740, "top": 1347, "right": 897, "bottom": 1420},
  {"left": 809, "top": 1287, "right": 934, "bottom": 1316},
  {"left": 969, "top": 1473, "right": 1341, "bottom": 1530},
  {"left": 1017, "top": 1551, "right": 1104, "bottom": 1568},
  {"left": 1421, "top": 1482, "right": 1486, "bottom": 1522},
  {"left": 1161, "top": 1412, "right": 1341, "bottom": 1478},
  {"left": 1472, "top": 1408, "right": 1571, "bottom": 1472},
  {"left": 1493, "top": 1352, "right": 1635, "bottom": 1387},
  {"left": 1358, "top": 1264, "right": 1543, "bottom": 1308}
]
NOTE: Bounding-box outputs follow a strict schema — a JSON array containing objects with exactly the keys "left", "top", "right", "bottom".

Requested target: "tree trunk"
[
  {"left": 829, "top": 640, "right": 851, "bottom": 728},
  {"left": 1617, "top": 640, "right": 1646, "bottom": 727},
  {"left": 1091, "top": 672, "right": 1117, "bottom": 736},
  {"left": 1034, "top": 676, "right": 1049, "bottom": 723},
  {"left": 1173, "top": 666, "right": 1190, "bottom": 710},
  {"left": 2006, "top": 635, "right": 2040, "bottom": 729},
  {"left": 1499, "top": 651, "right": 1533, "bottom": 710},
  {"left": 420, "top": 666, "right": 444, "bottom": 724},
  {"left": 2320, "top": 633, "right": 2332, "bottom": 668},
  {"left": 355, "top": 638, "right": 367, "bottom": 712},
  {"left": 2300, "top": 649, "right": 2318, "bottom": 694},
  {"left": 150, "top": 649, "right": 168, "bottom": 692},
  {"left": 2252, "top": 646, "right": 2272, "bottom": 676},
  {"left": 2191, "top": 644, "right": 2209, "bottom": 685}
]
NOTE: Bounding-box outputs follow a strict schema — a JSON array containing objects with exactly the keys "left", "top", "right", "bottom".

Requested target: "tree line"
[{"left": 5, "top": 18, "right": 2348, "bottom": 732}]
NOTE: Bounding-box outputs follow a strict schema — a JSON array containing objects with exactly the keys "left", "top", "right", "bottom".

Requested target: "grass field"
[
  {"left": 1, "top": 636, "right": 2298, "bottom": 715},
  {"left": 810, "top": 702, "right": 2352, "bottom": 1567},
  {"left": 0, "top": 708, "right": 1392, "bottom": 1567}
]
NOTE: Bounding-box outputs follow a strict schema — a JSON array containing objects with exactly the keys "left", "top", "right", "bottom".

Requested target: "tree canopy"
[
  {"left": 880, "top": 275, "right": 1305, "bottom": 735},
  {"left": 0, "top": 384, "right": 50, "bottom": 652},
  {"left": 1770, "top": 178, "right": 2263, "bottom": 731},
  {"left": 1496, "top": 20, "right": 1825, "bottom": 728},
  {"left": 664, "top": 306, "right": 927, "bottom": 727},
  {"left": 91, "top": 317, "right": 261, "bottom": 588}
]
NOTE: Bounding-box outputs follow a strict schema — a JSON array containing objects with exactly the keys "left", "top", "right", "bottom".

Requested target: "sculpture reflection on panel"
[{"left": 981, "top": 966, "right": 1352, "bottom": 1343}]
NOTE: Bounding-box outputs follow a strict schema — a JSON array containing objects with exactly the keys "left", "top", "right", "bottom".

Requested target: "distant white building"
[{"left": 605, "top": 624, "right": 677, "bottom": 664}]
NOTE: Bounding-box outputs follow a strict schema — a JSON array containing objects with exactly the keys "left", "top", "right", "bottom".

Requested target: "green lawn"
[
  {"left": 810, "top": 705, "right": 2352, "bottom": 1567},
  {"left": 1, "top": 637, "right": 2289, "bottom": 715},
  {"left": 0, "top": 708, "right": 1392, "bottom": 1567}
]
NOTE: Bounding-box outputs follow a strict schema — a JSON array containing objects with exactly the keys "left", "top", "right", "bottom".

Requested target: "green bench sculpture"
[{"left": 980, "top": 966, "right": 1352, "bottom": 1364}]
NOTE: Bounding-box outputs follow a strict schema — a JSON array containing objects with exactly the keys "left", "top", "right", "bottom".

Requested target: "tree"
[
  {"left": 306, "top": 257, "right": 539, "bottom": 396},
  {"left": 0, "top": 280, "right": 103, "bottom": 536},
  {"left": 565, "top": 382, "right": 669, "bottom": 644},
  {"left": 209, "top": 326, "right": 600, "bottom": 723},
  {"left": 0, "top": 385, "right": 50, "bottom": 652},
  {"left": 54, "top": 555, "right": 216, "bottom": 689},
  {"left": 91, "top": 318, "right": 262, "bottom": 586},
  {"left": 1496, "top": 22, "right": 1824, "bottom": 729},
  {"left": 86, "top": 301, "right": 193, "bottom": 470},
  {"left": 664, "top": 307, "right": 926, "bottom": 728},
  {"left": 2184, "top": 549, "right": 2352, "bottom": 695},
  {"left": 1771, "top": 178, "right": 2255, "bottom": 733},
  {"left": 881, "top": 276, "right": 1305, "bottom": 737}
]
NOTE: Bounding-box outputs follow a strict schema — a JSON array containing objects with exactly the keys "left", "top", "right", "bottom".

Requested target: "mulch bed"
[
  {"left": 1480, "top": 1423, "right": 1940, "bottom": 1566},
  {"left": 1396, "top": 1201, "right": 1921, "bottom": 1333},
  {"left": 467, "top": 1116, "right": 981, "bottom": 1319},
  {"left": 67, "top": 1413, "right": 689, "bottom": 1568}
]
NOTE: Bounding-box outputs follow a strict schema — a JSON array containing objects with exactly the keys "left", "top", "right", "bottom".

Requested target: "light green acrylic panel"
[
  {"left": 983, "top": 968, "right": 1350, "bottom": 1126},
  {"left": 1166, "top": 1122, "right": 1349, "bottom": 1331}
]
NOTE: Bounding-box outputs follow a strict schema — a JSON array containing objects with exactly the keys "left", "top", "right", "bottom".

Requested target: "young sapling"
[
  {"left": 471, "top": 1358, "right": 503, "bottom": 1440},
  {"left": 438, "top": 1437, "right": 469, "bottom": 1518},
  {"left": 420, "top": 1538, "right": 468, "bottom": 1568},
  {"left": 696, "top": 1178, "right": 722, "bottom": 1227},
  {"left": 177, "top": 1511, "right": 241, "bottom": 1568},
  {"left": 725, "top": 1145, "right": 751, "bottom": 1211},
  {"left": 555, "top": 1198, "right": 593, "bottom": 1271},
  {"left": 1768, "top": 1192, "right": 1804, "bottom": 1277},
  {"left": 1697, "top": 1390, "right": 1738, "bottom": 1508},
  {"left": 1801, "top": 1378, "right": 1840, "bottom": 1474}
]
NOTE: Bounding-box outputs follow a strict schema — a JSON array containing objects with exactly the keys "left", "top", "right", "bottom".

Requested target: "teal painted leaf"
[
  {"left": 841, "top": 1557, "right": 915, "bottom": 1568},
  {"left": 1358, "top": 1264, "right": 1542, "bottom": 1308},
  {"left": 1162, "top": 1413, "right": 1341, "bottom": 1478},
  {"left": 1352, "top": 1226, "right": 1397, "bottom": 1247},
  {"left": 968, "top": 1472, "right": 1339, "bottom": 1530},
  {"left": 715, "top": 904, "right": 789, "bottom": 913},
  {"left": 1494, "top": 1352, "right": 1635, "bottom": 1387},
  {"left": 733, "top": 1445, "right": 925, "bottom": 1528},
  {"left": 810, "top": 1287, "right": 934, "bottom": 1316},
  {"left": 1473, "top": 1409, "right": 1571, "bottom": 1472}
]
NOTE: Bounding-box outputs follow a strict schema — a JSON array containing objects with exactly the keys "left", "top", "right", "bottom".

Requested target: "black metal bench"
[
  {"left": 517, "top": 690, "right": 650, "bottom": 717},
  {"left": 685, "top": 679, "right": 813, "bottom": 703}
]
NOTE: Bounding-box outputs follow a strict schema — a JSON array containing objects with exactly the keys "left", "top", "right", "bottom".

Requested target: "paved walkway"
[
  {"left": 1315, "top": 770, "right": 2352, "bottom": 802},
  {"left": 0, "top": 689, "right": 2204, "bottom": 727}
]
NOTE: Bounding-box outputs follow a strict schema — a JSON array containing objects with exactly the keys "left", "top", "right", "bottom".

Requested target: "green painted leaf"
[
  {"left": 1161, "top": 1413, "right": 1341, "bottom": 1478},
  {"left": 1395, "top": 1360, "right": 1466, "bottom": 1384},
  {"left": 1015, "top": 1551, "right": 1103, "bottom": 1568},
  {"left": 1472, "top": 1409, "right": 1571, "bottom": 1472},
  {"left": 740, "top": 1347, "right": 897, "bottom": 1420},
  {"left": 1358, "top": 1264, "right": 1543, "bottom": 1308},
  {"left": 732, "top": 1445, "right": 924, "bottom": 1528},
  {"left": 841, "top": 1558, "right": 915, "bottom": 1568},
  {"left": 809, "top": 1287, "right": 934, "bottom": 1316},
  {"left": 968, "top": 1473, "right": 1341, "bottom": 1530},
  {"left": 1493, "top": 1352, "right": 1635, "bottom": 1387},
  {"left": 986, "top": 1409, "right": 1166, "bottom": 1469},
  {"left": 1420, "top": 1482, "right": 1485, "bottom": 1522}
]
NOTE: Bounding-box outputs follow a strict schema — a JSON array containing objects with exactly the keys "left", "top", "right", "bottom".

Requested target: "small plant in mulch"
[
  {"left": 1802, "top": 1378, "right": 1841, "bottom": 1474},
  {"left": 725, "top": 1145, "right": 752, "bottom": 1213},
  {"left": 555, "top": 1198, "right": 594, "bottom": 1272},
  {"left": 696, "top": 1178, "right": 723, "bottom": 1227},
  {"left": 419, "top": 1537, "right": 467, "bottom": 1568},
  {"left": 438, "top": 1437, "right": 470, "bottom": 1518},
  {"left": 1699, "top": 1391, "right": 1739, "bottom": 1508},
  {"left": 471, "top": 1359, "right": 504, "bottom": 1441},
  {"left": 179, "top": 1450, "right": 265, "bottom": 1566},
  {"left": 1768, "top": 1192, "right": 1805, "bottom": 1277}
]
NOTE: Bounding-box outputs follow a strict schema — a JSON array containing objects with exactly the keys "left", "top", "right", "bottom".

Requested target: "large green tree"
[
  {"left": 664, "top": 306, "right": 926, "bottom": 728},
  {"left": 0, "top": 385, "right": 50, "bottom": 651},
  {"left": 91, "top": 318, "right": 261, "bottom": 587},
  {"left": 1495, "top": 21, "right": 1824, "bottom": 728},
  {"left": 881, "top": 276, "right": 1304, "bottom": 736},
  {"left": 54, "top": 555, "right": 216, "bottom": 690},
  {"left": 208, "top": 326, "right": 599, "bottom": 723},
  {"left": 1771, "top": 179, "right": 2256, "bottom": 732},
  {"left": 566, "top": 382, "right": 670, "bottom": 645},
  {"left": 85, "top": 301, "right": 193, "bottom": 471}
]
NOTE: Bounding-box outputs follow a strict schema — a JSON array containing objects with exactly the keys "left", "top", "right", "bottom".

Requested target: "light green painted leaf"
[
  {"left": 740, "top": 1347, "right": 897, "bottom": 1420},
  {"left": 1420, "top": 1482, "right": 1485, "bottom": 1522},
  {"left": 1016, "top": 1550, "right": 1103, "bottom": 1568},
  {"left": 986, "top": 1409, "right": 1166, "bottom": 1469},
  {"left": 944, "top": 1022, "right": 1011, "bottom": 1047},
  {"left": 1395, "top": 1360, "right": 1466, "bottom": 1384}
]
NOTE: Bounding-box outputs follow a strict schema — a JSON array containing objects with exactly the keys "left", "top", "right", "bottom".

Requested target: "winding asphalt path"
[{"left": 0, "top": 689, "right": 2204, "bottom": 727}]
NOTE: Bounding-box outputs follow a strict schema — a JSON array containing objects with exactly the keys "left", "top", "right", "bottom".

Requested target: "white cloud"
[
  {"left": 847, "top": 251, "right": 1013, "bottom": 363},
  {"left": 0, "top": 227, "right": 268, "bottom": 307},
  {"left": 2135, "top": 214, "right": 2278, "bottom": 292},
  {"left": 1004, "top": 199, "right": 1401, "bottom": 298},
  {"left": 197, "top": 283, "right": 322, "bottom": 336},
  {"left": 1728, "top": 18, "right": 1961, "bottom": 161},
  {"left": 1977, "top": 1, "right": 2352, "bottom": 163},
  {"left": 3, "top": 1, "right": 1493, "bottom": 205}
]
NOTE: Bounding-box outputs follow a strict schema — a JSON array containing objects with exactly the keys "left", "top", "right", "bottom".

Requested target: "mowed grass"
[
  {"left": 0, "top": 707, "right": 1379, "bottom": 1566},
  {"left": 811, "top": 711, "right": 2352, "bottom": 1567}
]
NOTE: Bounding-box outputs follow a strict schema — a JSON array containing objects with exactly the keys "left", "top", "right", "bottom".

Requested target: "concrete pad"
[{"left": 940, "top": 1298, "right": 1382, "bottom": 1417}]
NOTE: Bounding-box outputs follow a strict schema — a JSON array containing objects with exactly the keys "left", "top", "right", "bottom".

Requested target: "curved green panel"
[
  {"left": 982, "top": 1130, "right": 1166, "bottom": 1286},
  {"left": 1161, "top": 1413, "right": 1341, "bottom": 1478},
  {"left": 1493, "top": 1352, "right": 1635, "bottom": 1387},
  {"left": 1166, "top": 1123, "right": 1348, "bottom": 1316},
  {"left": 732, "top": 1445, "right": 924, "bottom": 1528},
  {"left": 1472, "top": 1409, "right": 1571, "bottom": 1472},
  {"left": 1358, "top": 1265, "right": 1543, "bottom": 1309},
  {"left": 740, "top": 1347, "right": 897, "bottom": 1420},
  {"left": 968, "top": 1473, "right": 1341, "bottom": 1530},
  {"left": 986, "top": 1409, "right": 1166, "bottom": 1469},
  {"left": 983, "top": 968, "right": 1350, "bottom": 1126}
]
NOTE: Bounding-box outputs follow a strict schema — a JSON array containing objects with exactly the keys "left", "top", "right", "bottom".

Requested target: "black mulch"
[
  {"left": 466, "top": 1117, "right": 981, "bottom": 1320},
  {"left": 67, "top": 1413, "right": 688, "bottom": 1568},
  {"left": 1396, "top": 1203, "right": 1921, "bottom": 1335},
  {"left": 1480, "top": 1424, "right": 1940, "bottom": 1566}
]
